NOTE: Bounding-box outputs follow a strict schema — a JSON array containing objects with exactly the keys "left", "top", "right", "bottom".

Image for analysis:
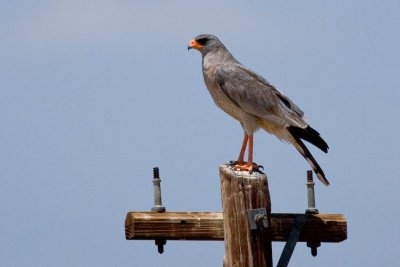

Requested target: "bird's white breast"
[{"left": 202, "top": 55, "right": 260, "bottom": 133}]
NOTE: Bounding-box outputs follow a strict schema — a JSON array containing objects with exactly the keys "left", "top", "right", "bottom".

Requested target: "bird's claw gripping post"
[
  {"left": 151, "top": 167, "right": 166, "bottom": 254},
  {"left": 228, "top": 161, "right": 264, "bottom": 174}
]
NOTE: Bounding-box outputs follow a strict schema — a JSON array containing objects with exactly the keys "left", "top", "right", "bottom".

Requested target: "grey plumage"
[{"left": 188, "top": 34, "right": 330, "bottom": 186}]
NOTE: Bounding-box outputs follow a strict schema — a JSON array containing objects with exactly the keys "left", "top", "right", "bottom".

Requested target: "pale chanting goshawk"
[{"left": 188, "top": 34, "right": 330, "bottom": 186}]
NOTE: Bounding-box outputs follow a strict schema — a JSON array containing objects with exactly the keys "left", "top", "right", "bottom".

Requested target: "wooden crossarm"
[{"left": 125, "top": 212, "right": 347, "bottom": 242}]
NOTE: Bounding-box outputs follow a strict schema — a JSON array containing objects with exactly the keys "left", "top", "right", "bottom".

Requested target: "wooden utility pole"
[
  {"left": 220, "top": 166, "right": 272, "bottom": 267},
  {"left": 125, "top": 165, "right": 347, "bottom": 266}
]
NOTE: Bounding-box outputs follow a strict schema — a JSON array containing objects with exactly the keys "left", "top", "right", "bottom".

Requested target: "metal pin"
[
  {"left": 305, "top": 170, "right": 318, "bottom": 214},
  {"left": 305, "top": 170, "right": 320, "bottom": 257},
  {"left": 151, "top": 167, "right": 166, "bottom": 212},
  {"left": 307, "top": 243, "right": 320, "bottom": 257},
  {"left": 155, "top": 239, "right": 166, "bottom": 254},
  {"left": 151, "top": 167, "right": 166, "bottom": 254}
]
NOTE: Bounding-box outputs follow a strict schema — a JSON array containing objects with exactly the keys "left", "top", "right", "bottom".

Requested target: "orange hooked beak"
[{"left": 187, "top": 39, "right": 203, "bottom": 50}]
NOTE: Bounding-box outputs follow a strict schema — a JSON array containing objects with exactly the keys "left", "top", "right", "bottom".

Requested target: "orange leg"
[
  {"left": 233, "top": 134, "right": 257, "bottom": 173},
  {"left": 248, "top": 135, "right": 254, "bottom": 169},
  {"left": 238, "top": 134, "right": 248, "bottom": 163}
]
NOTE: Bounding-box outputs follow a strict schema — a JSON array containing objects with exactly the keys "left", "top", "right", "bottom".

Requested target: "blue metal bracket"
[
  {"left": 276, "top": 214, "right": 306, "bottom": 267},
  {"left": 276, "top": 170, "right": 322, "bottom": 266}
]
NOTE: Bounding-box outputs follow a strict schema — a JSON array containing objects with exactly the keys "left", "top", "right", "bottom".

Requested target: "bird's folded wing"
[{"left": 214, "top": 63, "right": 308, "bottom": 128}]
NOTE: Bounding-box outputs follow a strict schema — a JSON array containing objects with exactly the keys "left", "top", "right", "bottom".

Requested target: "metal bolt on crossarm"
[
  {"left": 305, "top": 170, "right": 321, "bottom": 257},
  {"left": 151, "top": 167, "right": 166, "bottom": 213},
  {"left": 305, "top": 170, "right": 318, "bottom": 214},
  {"left": 151, "top": 167, "right": 166, "bottom": 254}
]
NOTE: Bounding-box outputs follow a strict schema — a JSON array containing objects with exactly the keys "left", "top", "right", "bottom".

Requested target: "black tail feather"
[
  {"left": 288, "top": 126, "right": 329, "bottom": 153},
  {"left": 291, "top": 137, "right": 330, "bottom": 186}
]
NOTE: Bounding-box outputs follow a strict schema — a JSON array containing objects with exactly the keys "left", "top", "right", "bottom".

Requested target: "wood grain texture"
[
  {"left": 271, "top": 213, "right": 347, "bottom": 243},
  {"left": 125, "top": 212, "right": 347, "bottom": 242},
  {"left": 125, "top": 211, "right": 223, "bottom": 240},
  {"left": 220, "top": 165, "right": 272, "bottom": 267}
]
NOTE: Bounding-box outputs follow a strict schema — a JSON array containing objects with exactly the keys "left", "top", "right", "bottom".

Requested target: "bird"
[{"left": 188, "top": 34, "right": 330, "bottom": 186}]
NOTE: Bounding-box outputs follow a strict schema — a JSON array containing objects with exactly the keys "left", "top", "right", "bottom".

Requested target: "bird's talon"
[{"left": 229, "top": 160, "right": 238, "bottom": 166}]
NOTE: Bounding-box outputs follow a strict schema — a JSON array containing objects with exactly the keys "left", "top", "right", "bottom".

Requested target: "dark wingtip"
[
  {"left": 316, "top": 171, "right": 330, "bottom": 186},
  {"left": 288, "top": 126, "right": 329, "bottom": 153},
  {"left": 294, "top": 138, "right": 330, "bottom": 186}
]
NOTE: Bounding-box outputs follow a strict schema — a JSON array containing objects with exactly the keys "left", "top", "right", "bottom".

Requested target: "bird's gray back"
[{"left": 213, "top": 62, "right": 308, "bottom": 129}]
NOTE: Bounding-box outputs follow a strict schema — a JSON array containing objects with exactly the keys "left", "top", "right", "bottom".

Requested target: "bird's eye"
[{"left": 196, "top": 38, "right": 208, "bottom": 45}]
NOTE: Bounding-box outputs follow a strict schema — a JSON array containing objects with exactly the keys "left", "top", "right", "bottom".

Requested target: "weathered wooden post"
[{"left": 220, "top": 165, "right": 272, "bottom": 267}]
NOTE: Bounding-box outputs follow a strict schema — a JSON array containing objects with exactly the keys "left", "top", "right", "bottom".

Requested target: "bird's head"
[{"left": 188, "top": 34, "right": 224, "bottom": 55}]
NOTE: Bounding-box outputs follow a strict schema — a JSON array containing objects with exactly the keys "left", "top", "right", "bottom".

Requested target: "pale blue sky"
[{"left": 1, "top": 1, "right": 399, "bottom": 266}]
